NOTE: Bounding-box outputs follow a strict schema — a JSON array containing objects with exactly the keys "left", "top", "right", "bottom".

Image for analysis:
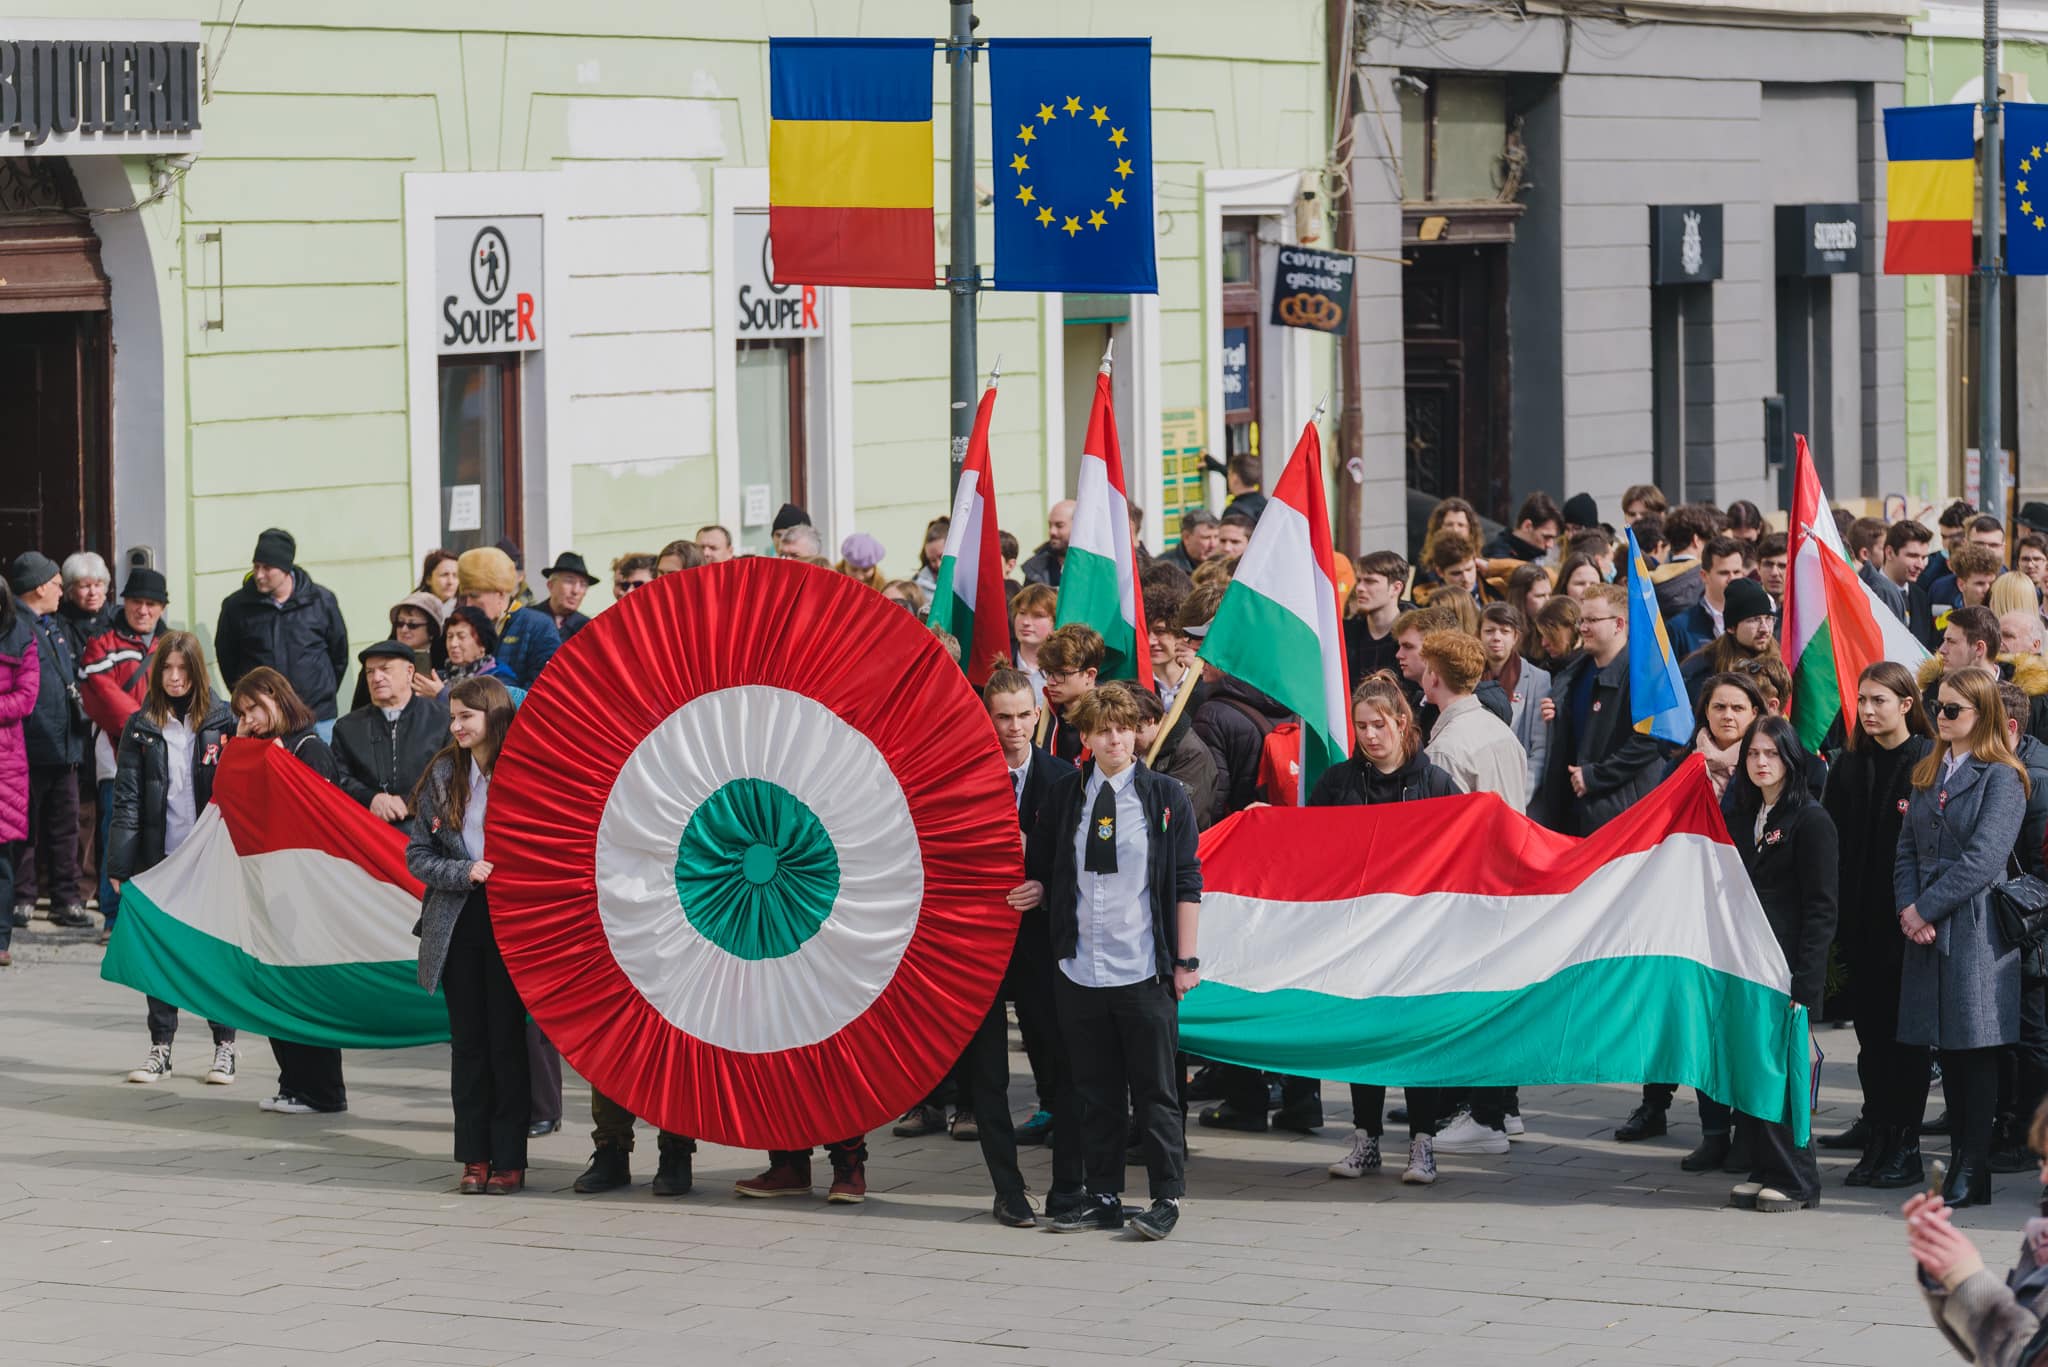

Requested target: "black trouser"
[
  {"left": 1743, "top": 1110, "right": 1821, "bottom": 1204},
  {"left": 269, "top": 1039, "right": 346, "bottom": 1110},
  {"left": 966, "top": 996, "right": 1083, "bottom": 1199},
  {"left": 0, "top": 839, "right": 15, "bottom": 952},
  {"left": 591, "top": 1087, "right": 693, "bottom": 1155},
  {"left": 1998, "top": 976, "right": 2048, "bottom": 1135},
  {"left": 1056, "top": 974, "right": 1184, "bottom": 1201},
  {"left": 1219, "top": 1063, "right": 1321, "bottom": 1117},
  {"left": 1943, "top": 1044, "right": 2003, "bottom": 1170},
  {"left": 1641, "top": 1081, "right": 1734, "bottom": 1134},
  {"left": 1349, "top": 1084, "right": 1454, "bottom": 1139},
  {"left": 1850, "top": 960, "right": 1933, "bottom": 1128},
  {"left": 442, "top": 889, "right": 530, "bottom": 1170},
  {"left": 145, "top": 996, "right": 234, "bottom": 1048},
  {"left": 16, "top": 763, "right": 82, "bottom": 908},
  {"left": 769, "top": 1136, "right": 866, "bottom": 1168},
  {"left": 528, "top": 1019, "right": 562, "bottom": 1125}
]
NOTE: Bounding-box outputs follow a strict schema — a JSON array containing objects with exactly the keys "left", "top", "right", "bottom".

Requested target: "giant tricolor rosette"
[{"left": 487, "top": 558, "right": 1023, "bottom": 1149}]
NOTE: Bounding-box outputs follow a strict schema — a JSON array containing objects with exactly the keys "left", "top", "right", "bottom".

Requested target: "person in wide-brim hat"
[{"left": 543, "top": 552, "right": 596, "bottom": 642}]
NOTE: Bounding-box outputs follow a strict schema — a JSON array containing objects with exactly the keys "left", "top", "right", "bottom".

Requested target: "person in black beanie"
[
  {"left": 213, "top": 528, "right": 350, "bottom": 732},
  {"left": 1562, "top": 493, "right": 1601, "bottom": 537},
  {"left": 1013, "top": 683, "right": 1202, "bottom": 1241}
]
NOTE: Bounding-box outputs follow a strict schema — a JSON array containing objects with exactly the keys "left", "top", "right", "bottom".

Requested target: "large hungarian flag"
[
  {"left": 1054, "top": 354, "right": 1152, "bottom": 687},
  {"left": 929, "top": 379, "right": 1010, "bottom": 686},
  {"left": 1783, "top": 434, "right": 1928, "bottom": 750},
  {"left": 1179, "top": 756, "right": 1814, "bottom": 1141},
  {"left": 1198, "top": 419, "right": 1349, "bottom": 800},
  {"left": 100, "top": 740, "right": 447, "bottom": 1048}
]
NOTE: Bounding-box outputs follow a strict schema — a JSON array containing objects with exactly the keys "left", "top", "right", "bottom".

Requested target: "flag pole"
[
  {"left": 1981, "top": 0, "right": 2006, "bottom": 528},
  {"left": 1146, "top": 659, "right": 1205, "bottom": 766},
  {"left": 946, "top": 0, "right": 980, "bottom": 502}
]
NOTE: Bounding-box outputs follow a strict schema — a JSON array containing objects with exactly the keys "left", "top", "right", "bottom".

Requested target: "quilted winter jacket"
[{"left": 0, "top": 617, "right": 39, "bottom": 843}]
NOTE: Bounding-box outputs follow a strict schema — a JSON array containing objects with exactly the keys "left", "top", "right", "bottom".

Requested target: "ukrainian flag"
[
  {"left": 1626, "top": 529, "right": 1693, "bottom": 745},
  {"left": 1883, "top": 104, "right": 1975, "bottom": 276},
  {"left": 768, "top": 38, "right": 934, "bottom": 289}
]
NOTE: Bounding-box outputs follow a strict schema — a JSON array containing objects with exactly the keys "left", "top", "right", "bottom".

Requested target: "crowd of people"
[{"left": 7, "top": 464, "right": 2048, "bottom": 1240}]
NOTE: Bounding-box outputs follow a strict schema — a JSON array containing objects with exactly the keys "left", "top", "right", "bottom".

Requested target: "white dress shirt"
[
  {"left": 1060, "top": 763, "right": 1155, "bottom": 988},
  {"left": 461, "top": 758, "right": 491, "bottom": 862}
]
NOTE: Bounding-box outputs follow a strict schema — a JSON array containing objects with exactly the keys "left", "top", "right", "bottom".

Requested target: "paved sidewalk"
[{"left": 0, "top": 932, "right": 1989, "bottom": 1365}]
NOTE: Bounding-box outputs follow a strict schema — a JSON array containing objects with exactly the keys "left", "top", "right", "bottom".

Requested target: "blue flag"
[
  {"left": 987, "top": 39, "right": 1156, "bottom": 293},
  {"left": 1625, "top": 529, "right": 1693, "bottom": 745},
  {"left": 2008, "top": 104, "right": 2048, "bottom": 275}
]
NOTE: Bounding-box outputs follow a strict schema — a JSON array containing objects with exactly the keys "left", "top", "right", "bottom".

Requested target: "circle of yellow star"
[
  {"left": 1010, "top": 153, "right": 1029, "bottom": 173},
  {"left": 1107, "top": 187, "right": 1127, "bottom": 209},
  {"left": 1088, "top": 208, "right": 1107, "bottom": 230},
  {"left": 1016, "top": 184, "right": 1035, "bottom": 206},
  {"left": 1063, "top": 95, "right": 1082, "bottom": 116},
  {"left": 1036, "top": 206, "right": 1055, "bottom": 227},
  {"left": 1090, "top": 105, "right": 1109, "bottom": 126},
  {"left": 1038, "top": 102, "right": 1057, "bottom": 125},
  {"left": 1114, "top": 158, "right": 1133, "bottom": 180},
  {"left": 2037, "top": 215, "right": 2046, "bottom": 230},
  {"left": 1108, "top": 126, "right": 1128, "bottom": 148},
  {"left": 1016, "top": 123, "right": 1036, "bottom": 144},
  {"left": 1062, "top": 215, "right": 1081, "bottom": 237}
]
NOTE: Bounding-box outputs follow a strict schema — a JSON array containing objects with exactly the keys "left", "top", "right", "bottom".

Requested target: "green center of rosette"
[{"left": 673, "top": 777, "right": 841, "bottom": 960}]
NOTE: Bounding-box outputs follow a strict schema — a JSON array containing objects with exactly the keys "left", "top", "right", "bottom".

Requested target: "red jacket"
[{"left": 79, "top": 618, "right": 163, "bottom": 741}]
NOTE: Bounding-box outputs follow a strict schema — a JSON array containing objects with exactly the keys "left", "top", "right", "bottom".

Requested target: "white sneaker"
[
  {"left": 1328, "top": 1128, "right": 1381, "bottom": 1179},
  {"left": 205, "top": 1041, "right": 237, "bottom": 1085},
  {"left": 127, "top": 1043, "right": 171, "bottom": 1084},
  {"left": 260, "top": 1093, "right": 317, "bottom": 1114},
  {"left": 1402, "top": 1135, "right": 1438, "bottom": 1185},
  {"left": 1433, "top": 1110, "right": 1510, "bottom": 1155},
  {"left": 1504, "top": 1114, "right": 1526, "bottom": 1138}
]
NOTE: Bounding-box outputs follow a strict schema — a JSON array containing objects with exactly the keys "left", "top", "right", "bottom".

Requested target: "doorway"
[{"left": 1403, "top": 243, "right": 1510, "bottom": 525}]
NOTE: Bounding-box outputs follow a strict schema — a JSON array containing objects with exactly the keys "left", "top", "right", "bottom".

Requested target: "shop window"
[
  {"left": 1221, "top": 214, "right": 1264, "bottom": 465},
  {"left": 1398, "top": 74, "right": 1509, "bottom": 203},
  {"left": 736, "top": 338, "right": 808, "bottom": 550},
  {"left": 436, "top": 353, "right": 522, "bottom": 554}
]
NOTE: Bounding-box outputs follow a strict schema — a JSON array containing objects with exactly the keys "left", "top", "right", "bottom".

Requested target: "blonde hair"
[{"left": 1991, "top": 571, "right": 2041, "bottom": 621}]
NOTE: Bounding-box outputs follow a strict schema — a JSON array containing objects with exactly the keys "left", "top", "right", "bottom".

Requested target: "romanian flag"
[
  {"left": 1883, "top": 105, "right": 1975, "bottom": 275},
  {"left": 768, "top": 38, "right": 934, "bottom": 289}
]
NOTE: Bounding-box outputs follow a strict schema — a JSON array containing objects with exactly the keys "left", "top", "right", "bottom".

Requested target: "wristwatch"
[{"left": 1173, "top": 957, "right": 1200, "bottom": 971}]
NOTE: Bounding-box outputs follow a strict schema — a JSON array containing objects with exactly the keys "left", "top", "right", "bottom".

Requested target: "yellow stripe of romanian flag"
[
  {"left": 769, "top": 120, "right": 933, "bottom": 209},
  {"left": 1887, "top": 159, "right": 1973, "bottom": 222}
]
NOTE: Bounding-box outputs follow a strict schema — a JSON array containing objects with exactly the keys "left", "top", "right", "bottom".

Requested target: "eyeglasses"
[
  {"left": 1935, "top": 701, "right": 1977, "bottom": 721},
  {"left": 615, "top": 579, "right": 647, "bottom": 594},
  {"left": 1579, "top": 614, "right": 1620, "bottom": 626}
]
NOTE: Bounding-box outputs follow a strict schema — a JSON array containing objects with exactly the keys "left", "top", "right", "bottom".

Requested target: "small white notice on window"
[
  {"left": 448, "top": 484, "right": 482, "bottom": 532},
  {"left": 743, "top": 484, "right": 772, "bottom": 526}
]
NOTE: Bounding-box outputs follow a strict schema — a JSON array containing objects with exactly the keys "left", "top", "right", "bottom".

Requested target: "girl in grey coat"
[
  {"left": 1897, "top": 668, "right": 2033, "bottom": 1208},
  {"left": 406, "top": 675, "right": 529, "bottom": 1195}
]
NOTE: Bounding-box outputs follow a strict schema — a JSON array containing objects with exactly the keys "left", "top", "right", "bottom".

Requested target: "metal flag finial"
[{"left": 1099, "top": 337, "right": 1115, "bottom": 376}]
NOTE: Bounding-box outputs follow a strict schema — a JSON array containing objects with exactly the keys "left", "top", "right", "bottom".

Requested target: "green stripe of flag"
[
  {"left": 1056, "top": 545, "right": 1141, "bottom": 680},
  {"left": 1199, "top": 575, "right": 1343, "bottom": 787},
  {"left": 1791, "top": 619, "right": 1840, "bottom": 752}
]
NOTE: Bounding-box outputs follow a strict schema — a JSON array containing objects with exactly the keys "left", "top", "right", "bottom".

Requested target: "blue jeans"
[
  {"left": 97, "top": 778, "right": 116, "bottom": 927},
  {"left": 315, "top": 718, "right": 336, "bottom": 744}
]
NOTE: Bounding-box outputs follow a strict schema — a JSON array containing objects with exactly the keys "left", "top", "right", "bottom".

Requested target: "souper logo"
[{"left": 471, "top": 227, "right": 510, "bottom": 305}]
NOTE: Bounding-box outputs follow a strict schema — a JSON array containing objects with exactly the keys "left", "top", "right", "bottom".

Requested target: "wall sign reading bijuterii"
[{"left": 0, "top": 21, "right": 203, "bottom": 155}]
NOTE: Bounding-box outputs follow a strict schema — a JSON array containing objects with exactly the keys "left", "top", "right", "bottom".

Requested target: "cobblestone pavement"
[{"left": 0, "top": 929, "right": 1993, "bottom": 1365}]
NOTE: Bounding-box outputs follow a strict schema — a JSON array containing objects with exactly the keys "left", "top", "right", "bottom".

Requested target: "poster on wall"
[{"left": 436, "top": 216, "right": 544, "bottom": 355}]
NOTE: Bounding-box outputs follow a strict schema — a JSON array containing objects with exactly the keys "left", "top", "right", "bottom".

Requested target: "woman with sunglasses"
[
  {"left": 1821, "top": 662, "right": 1936, "bottom": 1190},
  {"left": 350, "top": 595, "right": 446, "bottom": 712},
  {"left": 1899, "top": 669, "right": 2033, "bottom": 1207}
]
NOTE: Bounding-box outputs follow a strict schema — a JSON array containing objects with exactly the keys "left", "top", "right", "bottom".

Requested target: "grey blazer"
[
  {"left": 1895, "top": 755, "right": 2028, "bottom": 1051},
  {"left": 1504, "top": 659, "right": 1551, "bottom": 807},
  {"left": 405, "top": 755, "right": 479, "bottom": 995}
]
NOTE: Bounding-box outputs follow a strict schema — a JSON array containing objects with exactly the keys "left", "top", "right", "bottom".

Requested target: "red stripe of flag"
[
  {"left": 1885, "top": 218, "right": 1973, "bottom": 275},
  {"left": 211, "top": 740, "right": 423, "bottom": 895},
  {"left": 769, "top": 206, "right": 934, "bottom": 289}
]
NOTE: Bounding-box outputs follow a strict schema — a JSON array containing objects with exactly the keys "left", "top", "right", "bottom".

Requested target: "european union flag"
[
  {"left": 2008, "top": 104, "right": 2048, "bottom": 275},
  {"left": 1625, "top": 529, "right": 1693, "bottom": 745},
  {"left": 987, "top": 39, "right": 1155, "bottom": 293}
]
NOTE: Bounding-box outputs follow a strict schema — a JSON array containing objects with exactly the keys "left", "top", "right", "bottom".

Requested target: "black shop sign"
[
  {"left": 1269, "top": 244, "right": 1354, "bottom": 335},
  {"left": 1649, "top": 205, "right": 1724, "bottom": 286},
  {"left": 0, "top": 38, "right": 201, "bottom": 149},
  {"left": 1776, "top": 204, "right": 1863, "bottom": 276}
]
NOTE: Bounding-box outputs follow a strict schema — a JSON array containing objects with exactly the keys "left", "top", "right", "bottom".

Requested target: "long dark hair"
[
  {"left": 413, "top": 676, "right": 517, "bottom": 831},
  {"left": 230, "top": 666, "right": 315, "bottom": 737},
  {"left": 142, "top": 631, "right": 215, "bottom": 726},
  {"left": 1844, "top": 660, "right": 1934, "bottom": 751},
  {"left": 1726, "top": 715, "right": 1813, "bottom": 820}
]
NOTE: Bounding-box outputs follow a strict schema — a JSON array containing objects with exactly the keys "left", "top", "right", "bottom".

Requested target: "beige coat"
[{"left": 1426, "top": 693, "right": 1529, "bottom": 814}]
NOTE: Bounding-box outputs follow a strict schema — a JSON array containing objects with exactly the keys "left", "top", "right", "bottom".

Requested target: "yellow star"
[
  {"left": 1036, "top": 205, "right": 1055, "bottom": 227},
  {"left": 1107, "top": 187, "right": 1127, "bottom": 209},
  {"left": 2025, "top": 200, "right": 2034, "bottom": 216},
  {"left": 1108, "top": 126, "right": 1128, "bottom": 147},
  {"left": 1062, "top": 215, "right": 1081, "bottom": 237},
  {"left": 1038, "top": 102, "right": 1057, "bottom": 124},
  {"left": 2026, "top": 158, "right": 2035, "bottom": 173},
  {"left": 2037, "top": 215, "right": 2046, "bottom": 230},
  {"left": 1016, "top": 184, "right": 1035, "bottom": 205},
  {"left": 2035, "top": 144, "right": 2043, "bottom": 158},
  {"left": 2022, "top": 180, "right": 2031, "bottom": 193},
  {"left": 1017, "top": 123, "right": 1036, "bottom": 143},
  {"left": 1063, "top": 95, "right": 1082, "bottom": 116},
  {"left": 1114, "top": 157, "right": 1133, "bottom": 179},
  {"left": 1090, "top": 105, "right": 1109, "bottom": 126},
  {"left": 1010, "top": 153, "right": 1029, "bottom": 173},
  {"left": 1088, "top": 208, "right": 1107, "bottom": 229}
]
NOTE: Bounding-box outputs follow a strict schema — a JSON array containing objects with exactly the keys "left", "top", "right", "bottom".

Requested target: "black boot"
[
  {"left": 1680, "top": 1132, "right": 1731, "bottom": 1173},
  {"left": 1989, "top": 1114, "right": 2033, "bottom": 1173},
  {"left": 1818, "top": 1115, "right": 1871, "bottom": 1151},
  {"left": 1722, "top": 1124, "right": 1756, "bottom": 1174},
  {"left": 651, "top": 1147, "right": 693, "bottom": 1197},
  {"left": 1868, "top": 1129, "right": 1926, "bottom": 1189},
  {"left": 1942, "top": 1157, "right": 1992, "bottom": 1209},
  {"left": 1614, "top": 1104, "right": 1668, "bottom": 1142},
  {"left": 1843, "top": 1126, "right": 1892, "bottom": 1187},
  {"left": 573, "top": 1146, "right": 632, "bottom": 1194}
]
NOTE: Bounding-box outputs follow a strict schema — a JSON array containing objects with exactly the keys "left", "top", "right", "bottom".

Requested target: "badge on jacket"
[
  {"left": 1897, "top": 797, "right": 1911, "bottom": 814},
  {"left": 201, "top": 742, "right": 220, "bottom": 766},
  {"left": 1592, "top": 700, "right": 1603, "bottom": 713},
  {"left": 1764, "top": 828, "right": 1784, "bottom": 846},
  {"left": 431, "top": 817, "right": 442, "bottom": 833},
  {"left": 1095, "top": 815, "right": 1114, "bottom": 842}
]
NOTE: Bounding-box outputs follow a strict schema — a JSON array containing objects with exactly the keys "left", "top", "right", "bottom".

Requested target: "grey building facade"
[{"left": 1345, "top": 0, "right": 1912, "bottom": 551}]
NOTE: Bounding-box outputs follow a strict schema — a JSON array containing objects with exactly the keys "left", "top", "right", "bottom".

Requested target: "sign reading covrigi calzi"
[
  {"left": 1268, "top": 245, "right": 1354, "bottom": 335},
  {"left": 0, "top": 20, "right": 203, "bottom": 155},
  {"left": 436, "top": 216, "right": 544, "bottom": 355},
  {"left": 739, "top": 213, "right": 824, "bottom": 338}
]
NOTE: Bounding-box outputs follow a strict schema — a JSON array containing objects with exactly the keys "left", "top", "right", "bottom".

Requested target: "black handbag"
[{"left": 1993, "top": 859, "right": 2048, "bottom": 951}]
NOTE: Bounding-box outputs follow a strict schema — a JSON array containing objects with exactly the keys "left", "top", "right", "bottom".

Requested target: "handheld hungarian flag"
[
  {"left": 1784, "top": 433, "right": 1929, "bottom": 750},
  {"left": 1198, "top": 418, "right": 1349, "bottom": 800},
  {"left": 100, "top": 740, "right": 448, "bottom": 1048},
  {"left": 1625, "top": 527, "right": 1693, "bottom": 745},
  {"left": 929, "top": 376, "right": 1011, "bottom": 686},
  {"left": 1054, "top": 348, "right": 1152, "bottom": 688},
  {"left": 1180, "top": 755, "right": 1813, "bottom": 1143}
]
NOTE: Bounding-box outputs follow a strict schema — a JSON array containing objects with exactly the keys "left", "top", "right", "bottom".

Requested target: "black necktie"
[{"left": 1084, "top": 780, "right": 1118, "bottom": 874}]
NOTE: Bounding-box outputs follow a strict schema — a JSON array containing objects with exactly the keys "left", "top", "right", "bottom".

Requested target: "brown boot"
[
  {"left": 827, "top": 1157, "right": 867, "bottom": 1204},
  {"left": 734, "top": 1157, "right": 812, "bottom": 1198},
  {"left": 484, "top": 1168, "right": 524, "bottom": 1195},
  {"left": 458, "top": 1162, "right": 490, "bottom": 1195}
]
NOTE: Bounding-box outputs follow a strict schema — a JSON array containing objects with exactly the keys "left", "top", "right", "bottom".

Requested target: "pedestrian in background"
[
  {"left": 213, "top": 528, "right": 350, "bottom": 737},
  {"left": 11, "top": 553, "right": 89, "bottom": 935},
  {"left": 416, "top": 549, "right": 458, "bottom": 621},
  {"left": 0, "top": 580, "right": 35, "bottom": 969}
]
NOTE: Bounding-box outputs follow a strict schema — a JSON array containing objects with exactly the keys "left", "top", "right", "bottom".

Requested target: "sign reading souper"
[{"left": 1269, "top": 244, "right": 1353, "bottom": 336}]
